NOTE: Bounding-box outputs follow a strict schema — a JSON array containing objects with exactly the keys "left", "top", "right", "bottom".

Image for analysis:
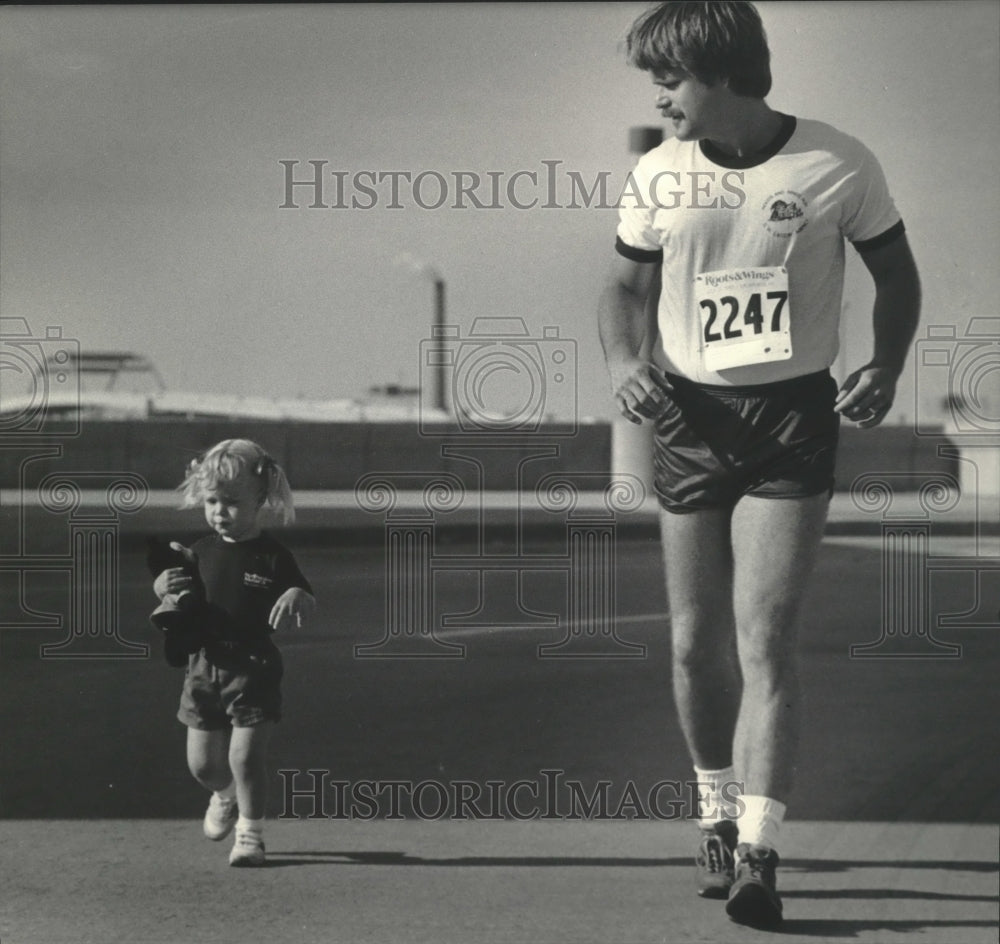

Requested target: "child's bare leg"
[
  {"left": 228, "top": 722, "right": 273, "bottom": 820},
  {"left": 186, "top": 728, "right": 232, "bottom": 792}
]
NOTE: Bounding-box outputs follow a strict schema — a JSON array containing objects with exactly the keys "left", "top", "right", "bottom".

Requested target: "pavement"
[
  {"left": 3, "top": 819, "right": 997, "bottom": 944},
  {"left": 1, "top": 494, "right": 998, "bottom": 944}
]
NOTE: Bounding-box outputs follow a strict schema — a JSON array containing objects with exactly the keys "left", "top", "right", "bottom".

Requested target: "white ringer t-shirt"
[{"left": 616, "top": 115, "right": 904, "bottom": 385}]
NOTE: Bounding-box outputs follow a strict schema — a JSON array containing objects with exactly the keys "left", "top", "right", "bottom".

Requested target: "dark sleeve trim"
[
  {"left": 615, "top": 235, "right": 663, "bottom": 263},
  {"left": 852, "top": 219, "right": 905, "bottom": 254}
]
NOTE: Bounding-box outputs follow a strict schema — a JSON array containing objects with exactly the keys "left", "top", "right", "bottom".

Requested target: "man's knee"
[
  {"left": 671, "top": 613, "right": 735, "bottom": 674},
  {"left": 737, "top": 619, "right": 799, "bottom": 688}
]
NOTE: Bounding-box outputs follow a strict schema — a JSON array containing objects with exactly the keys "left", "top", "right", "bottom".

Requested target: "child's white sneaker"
[
  {"left": 203, "top": 793, "right": 238, "bottom": 841},
  {"left": 229, "top": 829, "right": 266, "bottom": 867}
]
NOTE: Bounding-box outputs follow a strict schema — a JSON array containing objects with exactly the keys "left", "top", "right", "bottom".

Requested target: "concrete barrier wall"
[
  {"left": 834, "top": 426, "right": 959, "bottom": 490},
  {"left": 0, "top": 421, "right": 612, "bottom": 490},
  {"left": 0, "top": 419, "right": 955, "bottom": 491}
]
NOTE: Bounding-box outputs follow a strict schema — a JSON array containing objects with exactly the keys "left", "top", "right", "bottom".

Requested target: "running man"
[{"left": 599, "top": 1, "right": 920, "bottom": 929}]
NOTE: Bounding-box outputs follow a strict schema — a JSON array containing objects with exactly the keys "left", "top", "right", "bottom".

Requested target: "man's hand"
[
  {"left": 269, "top": 587, "right": 316, "bottom": 631},
  {"left": 834, "top": 364, "right": 898, "bottom": 428},
  {"left": 610, "top": 358, "right": 673, "bottom": 425}
]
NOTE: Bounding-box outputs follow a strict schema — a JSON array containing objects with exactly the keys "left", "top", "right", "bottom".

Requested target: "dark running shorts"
[
  {"left": 653, "top": 369, "right": 840, "bottom": 513},
  {"left": 177, "top": 644, "right": 283, "bottom": 730}
]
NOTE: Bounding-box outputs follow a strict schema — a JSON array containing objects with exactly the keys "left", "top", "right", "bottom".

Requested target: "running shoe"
[
  {"left": 229, "top": 830, "right": 266, "bottom": 867},
  {"left": 725, "top": 842, "right": 783, "bottom": 929},
  {"left": 695, "top": 819, "right": 739, "bottom": 898},
  {"left": 203, "top": 792, "right": 238, "bottom": 841}
]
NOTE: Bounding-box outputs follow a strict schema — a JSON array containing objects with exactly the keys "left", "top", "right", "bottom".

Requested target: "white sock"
[
  {"left": 236, "top": 815, "right": 264, "bottom": 835},
  {"left": 737, "top": 795, "right": 786, "bottom": 851},
  {"left": 215, "top": 782, "right": 236, "bottom": 801},
  {"left": 693, "top": 765, "right": 739, "bottom": 827}
]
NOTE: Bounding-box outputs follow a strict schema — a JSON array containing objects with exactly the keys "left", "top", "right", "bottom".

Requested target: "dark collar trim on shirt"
[{"left": 699, "top": 113, "right": 797, "bottom": 169}]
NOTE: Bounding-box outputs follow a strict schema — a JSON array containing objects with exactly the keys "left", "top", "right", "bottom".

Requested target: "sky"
[{"left": 1, "top": 1, "right": 998, "bottom": 428}]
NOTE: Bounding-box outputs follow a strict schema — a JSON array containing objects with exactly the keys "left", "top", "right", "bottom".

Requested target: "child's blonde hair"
[{"left": 179, "top": 439, "right": 295, "bottom": 525}]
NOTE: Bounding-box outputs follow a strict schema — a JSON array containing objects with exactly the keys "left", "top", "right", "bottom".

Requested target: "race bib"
[{"left": 695, "top": 266, "right": 792, "bottom": 371}]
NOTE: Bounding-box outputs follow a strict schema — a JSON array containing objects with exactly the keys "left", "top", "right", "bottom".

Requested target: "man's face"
[{"left": 651, "top": 70, "right": 728, "bottom": 142}]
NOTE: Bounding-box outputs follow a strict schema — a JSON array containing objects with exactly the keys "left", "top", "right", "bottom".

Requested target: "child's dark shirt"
[{"left": 190, "top": 531, "right": 311, "bottom": 645}]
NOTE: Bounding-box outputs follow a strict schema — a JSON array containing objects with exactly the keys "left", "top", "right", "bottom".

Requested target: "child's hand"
[
  {"left": 151, "top": 542, "right": 198, "bottom": 599},
  {"left": 153, "top": 568, "right": 194, "bottom": 600},
  {"left": 269, "top": 587, "right": 315, "bottom": 631}
]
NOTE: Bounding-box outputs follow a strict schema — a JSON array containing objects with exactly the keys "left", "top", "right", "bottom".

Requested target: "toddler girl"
[{"left": 152, "top": 439, "right": 315, "bottom": 866}]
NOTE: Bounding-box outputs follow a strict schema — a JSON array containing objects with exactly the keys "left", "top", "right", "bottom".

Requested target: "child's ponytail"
[
  {"left": 255, "top": 454, "right": 296, "bottom": 525},
  {"left": 179, "top": 439, "right": 296, "bottom": 526}
]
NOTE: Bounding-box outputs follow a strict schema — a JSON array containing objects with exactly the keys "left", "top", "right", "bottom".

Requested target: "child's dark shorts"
[
  {"left": 177, "top": 642, "right": 283, "bottom": 730},
  {"left": 653, "top": 369, "right": 840, "bottom": 514}
]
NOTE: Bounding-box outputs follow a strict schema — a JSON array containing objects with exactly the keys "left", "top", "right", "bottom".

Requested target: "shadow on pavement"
[
  {"left": 265, "top": 851, "right": 692, "bottom": 868},
  {"left": 777, "top": 918, "right": 1000, "bottom": 938},
  {"left": 782, "top": 888, "right": 998, "bottom": 902},
  {"left": 784, "top": 857, "right": 1000, "bottom": 873}
]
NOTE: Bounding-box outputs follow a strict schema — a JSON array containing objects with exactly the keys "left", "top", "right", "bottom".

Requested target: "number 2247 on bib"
[{"left": 696, "top": 266, "right": 792, "bottom": 372}]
